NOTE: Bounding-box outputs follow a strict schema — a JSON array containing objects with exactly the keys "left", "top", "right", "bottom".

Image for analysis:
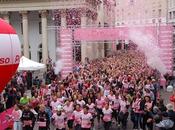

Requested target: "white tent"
[{"left": 18, "top": 56, "right": 46, "bottom": 71}]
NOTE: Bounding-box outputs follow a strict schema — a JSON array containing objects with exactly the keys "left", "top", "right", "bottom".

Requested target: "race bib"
[
  {"left": 23, "top": 120, "right": 32, "bottom": 126},
  {"left": 38, "top": 121, "right": 46, "bottom": 127},
  {"left": 103, "top": 115, "right": 111, "bottom": 122}
]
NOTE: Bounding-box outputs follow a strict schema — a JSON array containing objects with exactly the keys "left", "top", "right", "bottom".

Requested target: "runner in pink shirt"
[
  {"left": 118, "top": 95, "right": 129, "bottom": 129},
  {"left": 81, "top": 106, "right": 93, "bottom": 130},
  {"left": 111, "top": 93, "right": 120, "bottom": 123},
  {"left": 96, "top": 93, "right": 105, "bottom": 124},
  {"left": 50, "top": 96, "right": 61, "bottom": 113},
  {"left": 63, "top": 99, "right": 74, "bottom": 130},
  {"left": 73, "top": 104, "right": 82, "bottom": 130},
  {"left": 86, "top": 98, "right": 96, "bottom": 130},
  {"left": 52, "top": 107, "right": 66, "bottom": 130},
  {"left": 102, "top": 102, "right": 113, "bottom": 130}
]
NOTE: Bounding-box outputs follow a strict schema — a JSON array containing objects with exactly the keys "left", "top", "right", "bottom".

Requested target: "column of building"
[
  {"left": 97, "top": 1, "right": 105, "bottom": 58},
  {"left": 61, "top": 9, "right": 67, "bottom": 28},
  {"left": 21, "top": 11, "right": 29, "bottom": 58},
  {"left": 40, "top": 10, "right": 48, "bottom": 64},
  {"left": 81, "top": 9, "right": 87, "bottom": 63},
  {"left": 86, "top": 14, "right": 98, "bottom": 60},
  {"left": 2, "top": 10, "right": 49, "bottom": 63}
]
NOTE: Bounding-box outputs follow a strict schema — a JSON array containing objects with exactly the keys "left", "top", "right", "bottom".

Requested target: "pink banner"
[
  {"left": 59, "top": 25, "right": 173, "bottom": 76},
  {"left": 74, "top": 26, "right": 157, "bottom": 41},
  {"left": 60, "top": 29, "right": 73, "bottom": 78},
  {"left": 0, "top": 108, "right": 14, "bottom": 130}
]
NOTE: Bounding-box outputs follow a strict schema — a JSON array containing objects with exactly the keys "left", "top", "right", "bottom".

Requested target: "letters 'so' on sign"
[{"left": 0, "top": 19, "right": 21, "bottom": 92}]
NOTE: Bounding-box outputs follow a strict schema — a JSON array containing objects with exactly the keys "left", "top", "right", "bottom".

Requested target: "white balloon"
[
  {"left": 167, "top": 85, "right": 174, "bottom": 92},
  {"left": 57, "top": 105, "right": 63, "bottom": 111}
]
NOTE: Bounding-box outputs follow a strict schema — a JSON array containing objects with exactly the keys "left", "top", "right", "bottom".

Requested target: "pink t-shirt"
[
  {"left": 123, "top": 82, "right": 129, "bottom": 89},
  {"left": 57, "top": 98, "right": 64, "bottom": 104},
  {"left": 63, "top": 102, "right": 74, "bottom": 120},
  {"left": 96, "top": 98, "right": 105, "bottom": 109},
  {"left": 12, "top": 109, "right": 22, "bottom": 121},
  {"left": 112, "top": 99, "right": 120, "bottom": 110},
  {"left": 102, "top": 108, "right": 113, "bottom": 122},
  {"left": 76, "top": 100, "right": 86, "bottom": 107},
  {"left": 119, "top": 100, "right": 127, "bottom": 113},
  {"left": 52, "top": 113, "right": 66, "bottom": 129},
  {"left": 87, "top": 103, "right": 96, "bottom": 114},
  {"left": 50, "top": 101, "right": 61, "bottom": 112},
  {"left": 132, "top": 98, "right": 141, "bottom": 113},
  {"left": 73, "top": 110, "right": 83, "bottom": 125},
  {"left": 81, "top": 113, "right": 92, "bottom": 128},
  {"left": 107, "top": 95, "right": 115, "bottom": 102}
]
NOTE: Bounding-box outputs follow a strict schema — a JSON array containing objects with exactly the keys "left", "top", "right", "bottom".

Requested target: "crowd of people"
[{"left": 1, "top": 50, "right": 175, "bottom": 130}]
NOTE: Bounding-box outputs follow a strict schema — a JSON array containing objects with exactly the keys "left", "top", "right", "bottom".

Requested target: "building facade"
[
  {"left": 115, "top": 0, "right": 167, "bottom": 26},
  {"left": 0, "top": 0, "right": 170, "bottom": 64},
  {"left": 168, "top": 0, "right": 175, "bottom": 69},
  {"left": 0, "top": 0, "right": 103, "bottom": 63}
]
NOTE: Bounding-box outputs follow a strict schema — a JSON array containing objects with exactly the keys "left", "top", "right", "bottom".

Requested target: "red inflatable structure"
[{"left": 0, "top": 19, "right": 21, "bottom": 92}]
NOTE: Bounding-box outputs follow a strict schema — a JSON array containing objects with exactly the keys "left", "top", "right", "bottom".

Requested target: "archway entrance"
[{"left": 58, "top": 25, "right": 173, "bottom": 77}]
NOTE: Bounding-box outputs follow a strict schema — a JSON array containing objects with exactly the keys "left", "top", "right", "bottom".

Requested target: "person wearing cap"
[
  {"left": 162, "top": 103, "right": 175, "bottom": 129},
  {"left": 52, "top": 105, "right": 66, "bottom": 130},
  {"left": 37, "top": 104, "right": 50, "bottom": 130},
  {"left": 19, "top": 93, "right": 30, "bottom": 105}
]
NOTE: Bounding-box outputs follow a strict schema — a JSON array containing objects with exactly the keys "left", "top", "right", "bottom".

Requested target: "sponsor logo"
[
  {"left": 0, "top": 55, "right": 20, "bottom": 64},
  {"left": 0, "top": 57, "right": 10, "bottom": 64}
]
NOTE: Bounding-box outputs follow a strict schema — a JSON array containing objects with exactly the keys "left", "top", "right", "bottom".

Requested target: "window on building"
[
  {"left": 39, "top": 22, "right": 42, "bottom": 34},
  {"left": 158, "top": 9, "right": 162, "bottom": 17},
  {"left": 38, "top": 44, "right": 42, "bottom": 62},
  {"left": 169, "top": 0, "right": 172, "bottom": 8},
  {"left": 152, "top": 19, "right": 155, "bottom": 23},
  {"left": 21, "top": 44, "right": 23, "bottom": 55},
  {"left": 170, "top": 12, "right": 172, "bottom": 19},
  {"left": 152, "top": 10, "right": 155, "bottom": 17},
  {"left": 173, "top": 11, "right": 175, "bottom": 18},
  {"left": 21, "top": 23, "right": 23, "bottom": 34},
  {"left": 129, "top": 0, "right": 134, "bottom": 5}
]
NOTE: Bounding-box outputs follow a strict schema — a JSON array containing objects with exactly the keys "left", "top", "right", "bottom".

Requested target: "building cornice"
[{"left": 0, "top": 0, "right": 97, "bottom": 13}]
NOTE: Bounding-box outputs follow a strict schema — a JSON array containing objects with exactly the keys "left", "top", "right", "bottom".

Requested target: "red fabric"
[
  {"left": 0, "top": 107, "right": 14, "bottom": 130},
  {"left": 0, "top": 64, "right": 19, "bottom": 92},
  {"left": 0, "top": 19, "right": 16, "bottom": 34},
  {"left": 170, "top": 95, "right": 175, "bottom": 102}
]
